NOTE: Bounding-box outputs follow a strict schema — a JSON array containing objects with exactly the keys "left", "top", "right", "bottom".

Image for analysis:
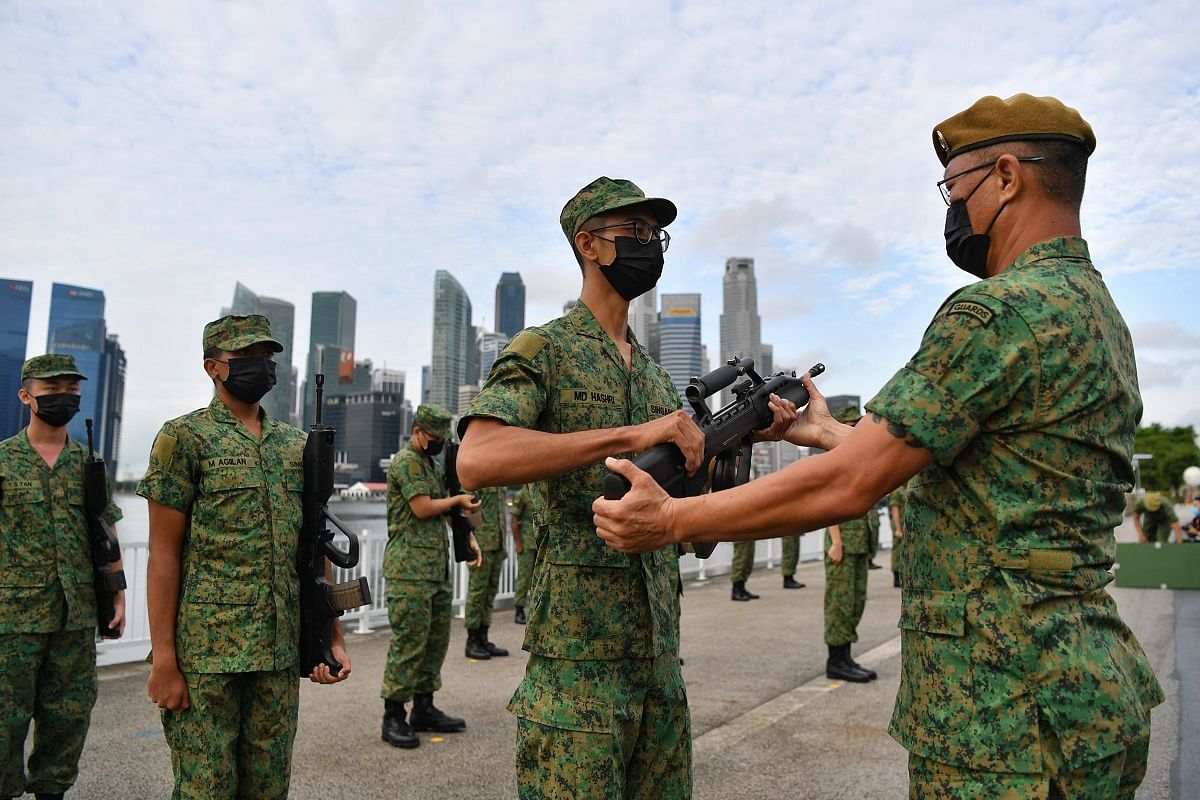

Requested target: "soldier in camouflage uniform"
[
  {"left": 380, "top": 404, "right": 481, "bottom": 749},
  {"left": 139, "top": 315, "right": 352, "bottom": 799},
  {"left": 1131, "top": 490, "right": 1182, "bottom": 544},
  {"left": 729, "top": 540, "right": 759, "bottom": 600},
  {"left": 822, "top": 405, "right": 876, "bottom": 683},
  {"left": 779, "top": 535, "right": 805, "bottom": 589},
  {"left": 464, "top": 485, "right": 510, "bottom": 658},
  {"left": 595, "top": 95, "right": 1164, "bottom": 797},
  {"left": 510, "top": 484, "right": 536, "bottom": 624},
  {"left": 457, "top": 176, "right": 710, "bottom": 799},
  {"left": 1, "top": 354, "right": 124, "bottom": 800}
]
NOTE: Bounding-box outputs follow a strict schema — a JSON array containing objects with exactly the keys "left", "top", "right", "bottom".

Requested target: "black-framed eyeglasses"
[
  {"left": 936, "top": 156, "right": 1045, "bottom": 205},
  {"left": 586, "top": 219, "right": 671, "bottom": 252}
]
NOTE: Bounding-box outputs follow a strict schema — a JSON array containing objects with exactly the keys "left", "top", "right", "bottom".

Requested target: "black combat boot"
[
  {"left": 868, "top": 559, "right": 882, "bottom": 570},
  {"left": 846, "top": 649, "right": 878, "bottom": 681},
  {"left": 409, "top": 692, "right": 466, "bottom": 733},
  {"left": 35, "top": 794, "right": 64, "bottom": 800},
  {"left": 481, "top": 625, "right": 509, "bottom": 656},
  {"left": 381, "top": 700, "right": 419, "bottom": 748},
  {"left": 731, "top": 581, "right": 755, "bottom": 601},
  {"left": 514, "top": 605, "right": 526, "bottom": 624},
  {"left": 825, "top": 644, "right": 872, "bottom": 683},
  {"left": 782, "top": 575, "right": 806, "bottom": 589},
  {"left": 464, "top": 628, "right": 492, "bottom": 660}
]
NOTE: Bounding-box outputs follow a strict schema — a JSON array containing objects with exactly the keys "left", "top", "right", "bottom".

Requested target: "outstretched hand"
[{"left": 594, "top": 457, "right": 677, "bottom": 554}]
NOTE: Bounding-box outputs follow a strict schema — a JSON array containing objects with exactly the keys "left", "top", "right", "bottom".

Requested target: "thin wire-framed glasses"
[
  {"left": 936, "top": 156, "right": 1045, "bottom": 205},
  {"left": 586, "top": 220, "right": 671, "bottom": 252}
]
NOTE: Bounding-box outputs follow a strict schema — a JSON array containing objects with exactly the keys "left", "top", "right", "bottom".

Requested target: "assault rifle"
[
  {"left": 299, "top": 374, "right": 371, "bottom": 678},
  {"left": 84, "top": 419, "right": 125, "bottom": 639},
  {"left": 603, "top": 358, "right": 826, "bottom": 558},
  {"left": 443, "top": 442, "right": 479, "bottom": 562}
]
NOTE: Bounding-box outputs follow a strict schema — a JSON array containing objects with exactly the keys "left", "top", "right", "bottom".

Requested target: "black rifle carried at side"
[
  {"left": 443, "top": 442, "right": 478, "bottom": 563},
  {"left": 603, "top": 359, "right": 826, "bottom": 558},
  {"left": 83, "top": 418, "right": 125, "bottom": 639},
  {"left": 299, "top": 374, "right": 372, "bottom": 678}
]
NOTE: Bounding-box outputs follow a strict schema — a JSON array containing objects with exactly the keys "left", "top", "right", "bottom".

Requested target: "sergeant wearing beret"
[
  {"left": 456, "top": 177, "right": 752, "bottom": 798},
  {"left": 595, "top": 95, "right": 1164, "bottom": 796},
  {"left": 0, "top": 354, "right": 124, "bottom": 800},
  {"left": 379, "top": 403, "right": 481, "bottom": 749},
  {"left": 139, "top": 315, "right": 352, "bottom": 799}
]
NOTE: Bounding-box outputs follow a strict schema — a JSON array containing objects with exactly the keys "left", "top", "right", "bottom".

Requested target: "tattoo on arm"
[{"left": 872, "top": 412, "right": 925, "bottom": 449}]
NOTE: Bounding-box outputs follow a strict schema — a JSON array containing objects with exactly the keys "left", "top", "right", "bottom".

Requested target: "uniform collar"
[
  {"left": 208, "top": 396, "right": 275, "bottom": 437},
  {"left": 15, "top": 428, "right": 76, "bottom": 472},
  {"left": 1008, "top": 236, "right": 1091, "bottom": 272},
  {"left": 564, "top": 300, "right": 648, "bottom": 362}
]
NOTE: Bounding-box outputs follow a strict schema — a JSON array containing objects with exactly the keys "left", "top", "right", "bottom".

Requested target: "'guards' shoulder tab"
[
  {"left": 943, "top": 298, "right": 997, "bottom": 326},
  {"left": 507, "top": 329, "right": 549, "bottom": 361}
]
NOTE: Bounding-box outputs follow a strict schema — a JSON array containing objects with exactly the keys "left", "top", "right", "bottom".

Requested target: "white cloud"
[{"left": 2, "top": 0, "right": 1198, "bottom": 475}]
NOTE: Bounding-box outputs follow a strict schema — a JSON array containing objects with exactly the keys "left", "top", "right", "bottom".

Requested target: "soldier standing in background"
[
  {"left": 888, "top": 480, "right": 910, "bottom": 588},
  {"left": 464, "top": 485, "right": 509, "bottom": 658},
  {"left": 730, "top": 540, "right": 760, "bottom": 600},
  {"left": 822, "top": 404, "right": 876, "bottom": 683},
  {"left": 779, "top": 535, "right": 806, "bottom": 589},
  {"left": 0, "top": 355, "right": 124, "bottom": 800},
  {"left": 380, "top": 404, "right": 480, "bottom": 749},
  {"left": 140, "top": 315, "right": 351, "bottom": 799},
  {"left": 510, "top": 484, "right": 536, "bottom": 624}
]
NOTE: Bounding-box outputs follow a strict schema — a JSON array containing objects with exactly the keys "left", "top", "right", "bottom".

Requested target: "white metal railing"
[{"left": 97, "top": 510, "right": 891, "bottom": 667}]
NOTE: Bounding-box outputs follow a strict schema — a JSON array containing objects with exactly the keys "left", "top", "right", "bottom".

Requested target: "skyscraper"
[
  {"left": 719, "top": 257, "right": 762, "bottom": 406},
  {"left": 629, "top": 289, "right": 658, "bottom": 360},
  {"left": 658, "top": 293, "right": 703, "bottom": 400},
  {"left": 46, "top": 283, "right": 124, "bottom": 474},
  {"left": 478, "top": 330, "right": 509, "bottom": 386},
  {"left": 430, "top": 270, "right": 473, "bottom": 414},
  {"left": 304, "top": 291, "right": 356, "bottom": 427},
  {"left": 223, "top": 283, "right": 298, "bottom": 425},
  {"left": 0, "top": 279, "right": 33, "bottom": 440},
  {"left": 495, "top": 272, "right": 526, "bottom": 338}
]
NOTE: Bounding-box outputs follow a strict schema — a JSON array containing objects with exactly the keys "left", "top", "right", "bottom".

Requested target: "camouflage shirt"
[
  {"left": 1133, "top": 493, "right": 1177, "bottom": 541},
  {"left": 463, "top": 301, "right": 682, "bottom": 660},
  {"left": 867, "top": 237, "right": 1163, "bottom": 772},
  {"left": 475, "top": 486, "right": 507, "bottom": 552},
  {"left": 137, "top": 398, "right": 306, "bottom": 673},
  {"left": 511, "top": 486, "right": 537, "bottom": 548},
  {"left": 384, "top": 441, "right": 450, "bottom": 583},
  {"left": 0, "top": 430, "right": 122, "bottom": 634}
]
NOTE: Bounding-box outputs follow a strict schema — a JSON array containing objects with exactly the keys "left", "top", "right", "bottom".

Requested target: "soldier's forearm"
[
  {"left": 146, "top": 551, "right": 181, "bottom": 662},
  {"left": 458, "top": 419, "right": 642, "bottom": 490}
]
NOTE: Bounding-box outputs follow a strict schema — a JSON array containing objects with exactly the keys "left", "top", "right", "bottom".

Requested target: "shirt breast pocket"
[
  {"left": 199, "top": 471, "right": 264, "bottom": 533},
  {"left": 0, "top": 483, "right": 51, "bottom": 584}
]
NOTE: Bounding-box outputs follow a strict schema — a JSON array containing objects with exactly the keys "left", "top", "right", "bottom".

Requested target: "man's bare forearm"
[
  {"left": 147, "top": 540, "right": 182, "bottom": 665},
  {"left": 459, "top": 420, "right": 641, "bottom": 489}
]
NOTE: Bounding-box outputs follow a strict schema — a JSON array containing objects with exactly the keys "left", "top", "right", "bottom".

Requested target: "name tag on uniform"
[
  {"left": 4, "top": 479, "right": 38, "bottom": 491},
  {"left": 203, "top": 456, "right": 257, "bottom": 470},
  {"left": 560, "top": 388, "right": 619, "bottom": 406},
  {"left": 648, "top": 403, "right": 675, "bottom": 418}
]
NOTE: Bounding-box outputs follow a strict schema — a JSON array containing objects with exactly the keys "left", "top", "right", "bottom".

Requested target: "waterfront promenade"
[{"left": 61, "top": 516, "right": 1193, "bottom": 799}]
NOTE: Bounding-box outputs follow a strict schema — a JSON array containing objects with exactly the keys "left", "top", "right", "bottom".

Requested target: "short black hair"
[
  {"left": 203, "top": 346, "right": 222, "bottom": 360},
  {"left": 977, "top": 140, "right": 1088, "bottom": 211},
  {"left": 20, "top": 378, "right": 31, "bottom": 391}
]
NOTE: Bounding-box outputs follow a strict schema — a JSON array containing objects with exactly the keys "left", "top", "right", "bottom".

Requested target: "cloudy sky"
[{"left": 3, "top": 1, "right": 1198, "bottom": 478}]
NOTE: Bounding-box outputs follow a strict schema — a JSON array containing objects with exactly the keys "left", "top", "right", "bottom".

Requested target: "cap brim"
[
  {"left": 606, "top": 196, "right": 678, "bottom": 228},
  {"left": 218, "top": 335, "right": 285, "bottom": 354},
  {"left": 25, "top": 371, "right": 87, "bottom": 381}
]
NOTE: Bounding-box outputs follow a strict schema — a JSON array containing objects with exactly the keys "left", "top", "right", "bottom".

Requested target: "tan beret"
[{"left": 933, "top": 94, "right": 1096, "bottom": 167}]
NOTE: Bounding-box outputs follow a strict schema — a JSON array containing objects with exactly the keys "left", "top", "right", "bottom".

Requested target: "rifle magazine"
[{"left": 328, "top": 576, "right": 371, "bottom": 611}]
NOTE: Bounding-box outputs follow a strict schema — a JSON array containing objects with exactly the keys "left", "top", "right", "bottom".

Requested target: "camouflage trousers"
[
  {"left": 513, "top": 540, "right": 537, "bottom": 609},
  {"left": 824, "top": 552, "right": 867, "bottom": 645},
  {"left": 510, "top": 653, "right": 691, "bottom": 799},
  {"left": 0, "top": 628, "right": 96, "bottom": 797},
  {"left": 868, "top": 521, "right": 880, "bottom": 559},
  {"left": 1142, "top": 518, "right": 1173, "bottom": 543},
  {"left": 730, "top": 541, "right": 755, "bottom": 583},
  {"left": 381, "top": 579, "right": 451, "bottom": 702},
  {"left": 464, "top": 548, "right": 505, "bottom": 629},
  {"left": 780, "top": 536, "right": 800, "bottom": 577},
  {"left": 891, "top": 533, "right": 905, "bottom": 577},
  {"left": 161, "top": 666, "right": 299, "bottom": 800},
  {"left": 909, "top": 719, "right": 1150, "bottom": 799}
]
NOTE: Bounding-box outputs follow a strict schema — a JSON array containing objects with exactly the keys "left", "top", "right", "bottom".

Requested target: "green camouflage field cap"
[
  {"left": 933, "top": 93, "right": 1096, "bottom": 167},
  {"left": 559, "top": 176, "right": 678, "bottom": 242},
  {"left": 833, "top": 404, "right": 862, "bottom": 424},
  {"left": 202, "top": 314, "right": 284, "bottom": 355},
  {"left": 21, "top": 353, "right": 87, "bottom": 381},
  {"left": 414, "top": 403, "right": 452, "bottom": 439}
]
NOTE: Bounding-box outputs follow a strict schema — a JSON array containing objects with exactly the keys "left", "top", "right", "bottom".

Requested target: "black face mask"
[
  {"left": 943, "top": 167, "right": 1004, "bottom": 280},
  {"left": 221, "top": 358, "right": 276, "bottom": 404},
  {"left": 32, "top": 393, "right": 81, "bottom": 428},
  {"left": 423, "top": 438, "right": 445, "bottom": 457},
  {"left": 600, "top": 236, "right": 664, "bottom": 301}
]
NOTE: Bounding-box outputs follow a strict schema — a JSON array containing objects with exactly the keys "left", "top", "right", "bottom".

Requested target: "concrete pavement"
[{"left": 52, "top": 545, "right": 1193, "bottom": 799}]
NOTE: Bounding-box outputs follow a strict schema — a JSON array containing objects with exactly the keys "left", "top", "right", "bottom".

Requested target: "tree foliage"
[{"left": 1134, "top": 424, "right": 1200, "bottom": 492}]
